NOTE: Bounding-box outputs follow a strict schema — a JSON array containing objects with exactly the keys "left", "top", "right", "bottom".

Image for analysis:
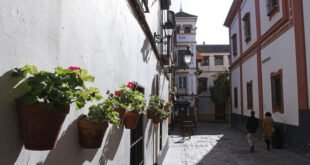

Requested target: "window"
[
  {"left": 231, "top": 34, "right": 237, "bottom": 56},
  {"left": 183, "top": 77, "right": 187, "bottom": 89},
  {"left": 214, "top": 56, "right": 224, "bottom": 65},
  {"left": 184, "top": 26, "right": 191, "bottom": 33},
  {"left": 246, "top": 81, "right": 253, "bottom": 109},
  {"left": 198, "top": 78, "right": 208, "bottom": 93},
  {"left": 178, "top": 76, "right": 187, "bottom": 89},
  {"left": 201, "top": 56, "right": 209, "bottom": 66},
  {"left": 271, "top": 70, "right": 283, "bottom": 113},
  {"left": 178, "top": 77, "right": 182, "bottom": 89},
  {"left": 178, "top": 49, "right": 189, "bottom": 67},
  {"left": 267, "top": 0, "right": 279, "bottom": 17},
  {"left": 234, "top": 87, "right": 238, "bottom": 108},
  {"left": 176, "top": 26, "right": 180, "bottom": 34},
  {"left": 242, "top": 12, "right": 251, "bottom": 42},
  {"left": 160, "top": 122, "right": 163, "bottom": 150},
  {"left": 130, "top": 85, "right": 144, "bottom": 165}
]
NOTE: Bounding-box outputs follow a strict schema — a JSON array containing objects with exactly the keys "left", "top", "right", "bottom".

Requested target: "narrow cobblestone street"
[{"left": 163, "top": 123, "right": 310, "bottom": 165}]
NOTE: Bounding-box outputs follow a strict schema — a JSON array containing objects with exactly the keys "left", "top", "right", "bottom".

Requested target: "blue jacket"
[{"left": 246, "top": 116, "right": 259, "bottom": 133}]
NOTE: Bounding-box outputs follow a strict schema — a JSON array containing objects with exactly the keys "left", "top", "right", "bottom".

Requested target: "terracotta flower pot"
[
  {"left": 147, "top": 109, "right": 155, "bottom": 119},
  {"left": 124, "top": 111, "right": 139, "bottom": 129},
  {"left": 114, "top": 107, "right": 126, "bottom": 123},
  {"left": 152, "top": 115, "right": 162, "bottom": 124},
  {"left": 78, "top": 115, "right": 109, "bottom": 149},
  {"left": 17, "top": 103, "right": 69, "bottom": 150}
]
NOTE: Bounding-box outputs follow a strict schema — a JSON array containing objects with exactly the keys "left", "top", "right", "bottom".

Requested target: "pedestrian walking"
[
  {"left": 263, "top": 112, "right": 274, "bottom": 151},
  {"left": 246, "top": 111, "right": 259, "bottom": 152}
]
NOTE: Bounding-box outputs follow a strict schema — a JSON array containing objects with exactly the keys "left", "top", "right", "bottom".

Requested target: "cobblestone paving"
[{"left": 163, "top": 123, "right": 310, "bottom": 165}]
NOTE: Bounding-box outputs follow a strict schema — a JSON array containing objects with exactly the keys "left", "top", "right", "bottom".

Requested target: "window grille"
[
  {"left": 130, "top": 85, "right": 145, "bottom": 165},
  {"left": 214, "top": 56, "right": 224, "bottom": 65},
  {"left": 242, "top": 13, "right": 251, "bottom": 42}
]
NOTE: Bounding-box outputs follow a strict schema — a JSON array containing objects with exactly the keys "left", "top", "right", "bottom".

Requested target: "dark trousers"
[{"left": 265, "top": 139, "right": 271, "bottom": 150}]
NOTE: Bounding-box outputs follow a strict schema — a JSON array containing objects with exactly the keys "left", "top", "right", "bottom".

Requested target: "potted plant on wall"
[
  {"left": 78, "top": 99, "right": 120, "bottom": 149},
  {"left": 113, "top": 82, "right": 146, "bottom": 129},
  {"left": 163, "top": 100, "right": 173, "bottom": 119},
  {"left": 105, "top": 90, "right": 126, "bottom": 124},
  {"left": 12, "top": 65, "right": 101, "bottom": 150},
  {"left": 147, "top": 95, "right": 164, "bottom": 124}
]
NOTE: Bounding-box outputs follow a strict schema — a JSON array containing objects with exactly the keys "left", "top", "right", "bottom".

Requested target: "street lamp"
[
  {"left": 154, "top": 19, "right": 175, "bottom": 43},
  {"left": 183, "top": 46, "right": 193, "bottom": 67},
  {"left": 163, "top": 46, "right": 193, "bottom": 73},
  {"left": 163, "top": 20, "right": 175, "bottom": 37}
]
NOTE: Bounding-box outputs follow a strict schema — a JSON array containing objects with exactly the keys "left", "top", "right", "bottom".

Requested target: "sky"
[{"left": 170, "top": 0, "right": 233, "bottom": 45}]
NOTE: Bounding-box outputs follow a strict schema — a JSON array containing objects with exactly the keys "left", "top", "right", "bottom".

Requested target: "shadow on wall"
[
  {"left": 145, "top": 75, "right": 160, "bottom": 149},
  {"left": 141, "top": 38, "right": 151, "bottom": 63},
  {"left": 100, "top": 124, "right": 125, "bottom": 163},
  {"left": 43, "top": 119, "right": 98, "bottom": 164},
  {"left": 0, "top": 71, "right": 26, "bottom": 164},
  {"left": 156, "top": 62, "right": 163, "bottom": 76}
]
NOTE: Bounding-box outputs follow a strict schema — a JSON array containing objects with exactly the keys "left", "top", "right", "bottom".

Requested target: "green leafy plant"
[
  {"left": 209, "top": 72, "right": 230, "bottom": 104},
  {"left": 148, "top": 95, "right": 164, "bottom": 111},
  {"left": 83, "top": 99, "right": 120, "bottom": 125},
  {"left": 148, "top": 96, "right": 171, "bottom": 120},
  {"left": 12, "top": 65, "right": 102, "bottom": 110},
  {"left": 163, "top": 100, "right": 173, "bottom": 113},
  {"left": 112, "top": 82, "right": 146, "bottom": 114}
]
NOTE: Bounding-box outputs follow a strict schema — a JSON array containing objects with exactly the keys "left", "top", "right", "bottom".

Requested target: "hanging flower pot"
[
  {"left": 12, "top": 65, "right": 102, "bottom": 150},
  {"left": 114, "top": 107, "right": 126, "bottom": 123},
  {"left": 78, "top": 115, "right": 109, "bottom": 149},
  {"left": 124, "top": 111, "right": 139, "bottom": 129},
  {"left": 17, "top": 103, "right": 69, "bottom": 150},
  {"left": 151, "top": 115, "right": 162, "bottom": 124},
  {"left": 147, "top": 109, "right": 155, "bottom": 119}
]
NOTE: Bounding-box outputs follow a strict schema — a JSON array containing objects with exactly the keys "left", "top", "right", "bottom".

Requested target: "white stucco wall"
[
  {"left": 0, "top": 0, "right": 169, "bottom": 164},
  {"left": 259, "top": 0, "right": 284, "bottom": 35},
  {"left": 177, "top": 34, "right": 196, "bottom": 43},
  {"left": 231, "top": 67, "right": 241, "bottom": 114},
  {"left": 198, "top": 51, "right": 230, "bottom": 117},
  {"left": 261, "top": 28, "right": 299, "bottom": 126},
  {"left": 175, "top": 14, "right": 198, "bottom": 103},
  {"left": 198, "top": 97, "right": 215, "bottom": 115},
  {"left": 230, "top": 16, "right": 240, "bottom": 63},
  {"left": 240, "top": 0, "right": 257, "bottom": 52},
  {"left": 200, "top": 53, "right": 230, "bottom": 72},
  {"left": 303, "top": 0, "right": 310, "bottom": 108},
  {"left": 242, "top": 55, "right": 259, "bottom": 117}
]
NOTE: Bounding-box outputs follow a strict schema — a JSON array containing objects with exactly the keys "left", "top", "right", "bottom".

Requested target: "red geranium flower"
[
  {"left": 115, "top": 91, "right": 122, "bottom": 96},
  {"left": 164, "top": 105, "right": 169, "bottom": 111},
  {"left": 68, "top": 66, "right": 81, "bottom": 70},
  {"left": 127, "top": 81, "right": 136, "bottom": 89}
]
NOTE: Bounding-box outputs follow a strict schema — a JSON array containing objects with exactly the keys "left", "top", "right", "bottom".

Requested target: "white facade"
[
  {"left": 197, "top": 45, "right": 230, "bottom": 121},
  {"left": 242, "top": 55, "right": 259, "bottom": 117},
  {"left": 174, "top": 10, "right": 198, "bottom": 106},
  {"left": 225, "top": 0, "right": 310, "bottom": 153},
  {"left": 259, "top": 0, "right": 284, "bottom": 35},
  {"left": 261, "top": 29, "right": 299, "bottom": 126},
  {"left": 240, "top": 0, "right": 257, "bottom": 51},
  {"left": 0, "top": 0, "right": 170, "bottom": 164},
  {"left": 231, "top": 67, "right": 241, "bottom": 114}
]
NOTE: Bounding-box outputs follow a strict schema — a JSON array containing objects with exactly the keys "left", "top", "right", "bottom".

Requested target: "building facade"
[
  {"left": 173, "top": 10, "right": 198, "bottom": 119},
  {"left": 225, "top": 0, "right": 310, "bottom": 154},
  {"left": 0, "top": 0, "right": 174, "bottom": 164},
  {"left": 196, "top": 44, "right": 230, "bottom": 121}
]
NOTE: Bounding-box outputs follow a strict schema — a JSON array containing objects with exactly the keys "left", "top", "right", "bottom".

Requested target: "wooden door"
[{"left": 215, "top": 104, "right": 226, "bottom": 120}]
